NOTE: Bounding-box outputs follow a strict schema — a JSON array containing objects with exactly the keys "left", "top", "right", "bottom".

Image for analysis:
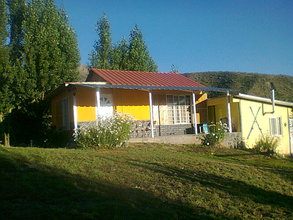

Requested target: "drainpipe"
[
  {"left": 227, "top": 91, "right": 232, "bottom": 133},
  {"left": 148, "top": 91, "right": 154, "bottom": 138},
  {"left": 270, "top": 82, "right": 275, "bottom": 113},
  {"left": 192, "top": 92, "right": 198, "bottom": 135}
]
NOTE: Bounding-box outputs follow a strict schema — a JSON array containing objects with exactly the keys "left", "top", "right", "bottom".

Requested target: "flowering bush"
[
  {"left": 74, "top": 113, "right": 134, "bottom": 149},
  {"left": 253, "top": 135, "right": 278, "bottom": 156},
  {"left": 202, "top": 122, "right": 227, "bottom": 146}
]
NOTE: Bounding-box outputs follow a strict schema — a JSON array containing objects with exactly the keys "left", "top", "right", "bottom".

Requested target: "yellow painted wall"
[
  {"left": 76, "top": 86, "right": 97, "bottom": 122},
  {"left": 51, "top": 89, "right": 74, "bottom": 129},
  {"left": 113, "top": 89, "right": 150, "bottom": 120},
  {"left": 207, "top": 97, "right": 240, "bottom": 131},
  {"left": 239, "top": 99, "right": 291, "bottom": 155},
  {"left": 54, "top": 86, "right": 208, "bottom": 126},
  {"left": 75, "top": 88, "right": 208, "bottom": 122},
  {"left": 289, "top": 108, "right": 293, "bottom": 118},
  {"left": 207, "top": 96, "right": 292, "bottom": 155}
]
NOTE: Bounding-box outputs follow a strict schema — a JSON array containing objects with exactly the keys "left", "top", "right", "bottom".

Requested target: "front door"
[
  {"left": 289, "top": 118, "right": 293, "bottom": 156},
  {"left": 98, "top": 94, "right": 113, "bottom": 117}
]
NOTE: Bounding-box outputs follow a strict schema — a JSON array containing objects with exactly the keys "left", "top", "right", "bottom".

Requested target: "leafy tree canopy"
[
  {"left": 127, "top": 25, "right": 157, "bottom": 72},
  {"left": 170, "top": 64, "right": 179, "bottom": 73},
  {"left": 89, "top": 15, "right": 112, "bottom": 69},
  {"left": 9, "top": 0, "right": 80, "bottom": 105},
  {"left": 90, "top": 16, "right": 158, "bottom": 72},
  {"left": 0, "top": 0, "right": 14, "bottom": 114}
]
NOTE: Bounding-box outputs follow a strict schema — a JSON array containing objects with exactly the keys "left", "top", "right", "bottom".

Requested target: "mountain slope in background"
[
  {"left": 78, "top": 64, "right": 90, "bottom": 81},
  {"left": 184, "top": 72, "right": 293, "bottom": 102}
]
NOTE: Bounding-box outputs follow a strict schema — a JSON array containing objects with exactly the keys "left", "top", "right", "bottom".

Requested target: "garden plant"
[
  {"left": 202, "top": 122, "right": 227, "bottom": 146},
  {"left": 74, "top": 113, "right": 134, "bottom": 149}
]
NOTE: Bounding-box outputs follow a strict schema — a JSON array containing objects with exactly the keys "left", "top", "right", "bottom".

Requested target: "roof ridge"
[
  {"left": 89, "top": 68, "right": 207, "bottom": 88},
  {"left": 91, "top": 67, "right": 183, "bottom": 75}
]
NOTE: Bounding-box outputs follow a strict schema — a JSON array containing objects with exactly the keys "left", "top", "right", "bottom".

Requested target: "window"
[
  {"left": 61, "top": 97, "right": 70, "bottom": 130},
  {"left": 270, "top": 117, "right": 282, "bottom": 136},
  {"left": 166, "top": 95, "right": 191, "bottom": 124}
]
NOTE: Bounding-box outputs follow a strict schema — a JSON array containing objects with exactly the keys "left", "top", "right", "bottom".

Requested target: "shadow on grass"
[
  {"left": 0, "top": 149, "right": 228, "bottom": 219},
  {"left": 126, "top": 159, "right": 293, "bottom": 217},
  {"left": 214, "top": 152, "right": 293, "bottom": 182},
  {"left": 212, "top": 148, "right": 262, "bottom": 157}
]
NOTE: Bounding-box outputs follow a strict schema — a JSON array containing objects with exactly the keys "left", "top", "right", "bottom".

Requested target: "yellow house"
[
  {"left": 207, "top": 93, "right": 293, "bottom": 155},
  {"left": 50, "top": 68, "right": 231, "bottom": 138}
]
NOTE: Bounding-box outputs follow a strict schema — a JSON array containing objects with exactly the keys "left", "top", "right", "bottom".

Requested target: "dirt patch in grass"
[{"left": 93, "top": 150, "right": 128, "bottom": 154}]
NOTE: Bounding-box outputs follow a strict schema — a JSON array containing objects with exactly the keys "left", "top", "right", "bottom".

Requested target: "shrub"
[
  {"left": 235, "top": 140, "right": 246, "bottom": 149},
  {"left": 254, "top": 135, "right": 278, "bottom": 156},
  {"left": 74, "top": 113, "right": 134, "bottom": 149},
  {"left": 43, "top": 127, "right": 71, "bottom": 148},
  {"left": 202, "top": 122, "right": 227, "bottom": 146}
]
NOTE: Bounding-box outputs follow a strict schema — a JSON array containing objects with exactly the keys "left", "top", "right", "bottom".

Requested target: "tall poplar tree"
[
  {"left": 0, "top": 0, "right": 11, "bottom": 114},
  {"left": 111, "top": 38, "right": 128, "bottom": 70},
  {"left": 89, "top": 15, "right": 112, "bottom": 69},
  {"left": 170, "top": 64, "right": 179, "bottom": 73},
  {"left": 14, "top": 0, "right": 79, "bottom": 103},
  {"left": 0, "top": 0, "right": 14, "bottom": 145},
  {"left": 127, "top": 25, "right": 158, "bottom": 72},
  {"left": 3, "top": 0, "right": 80, "bottom": 145},
  {"left": 7, "top": 0, "right": 26, "bottom": 63},
  {"left": 89, "top": 16, "right": 158, "bottom": 72}
]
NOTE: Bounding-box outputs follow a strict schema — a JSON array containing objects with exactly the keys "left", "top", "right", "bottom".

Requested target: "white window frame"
[
  {"left": 269, "top": 117, "right": 282, "bottom": 136},
  {"left": 166, "top": 95, "right": 191, "bottom": 125}
]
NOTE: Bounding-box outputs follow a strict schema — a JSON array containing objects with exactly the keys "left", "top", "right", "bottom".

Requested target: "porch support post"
[
  {"left": 148, "top": 91, "right": 154, "bottom": 138},
  {"left": 192, "top": 92, "right": 198, "bottom": 135},
  {"left": 227, "top": 91, "right": 232, "bottom": 133},
  {"left": 73, "top": 94, "right": 78, "bottom": 130},
  {"left": 96, "top": 88, "right": 101, "bottom": 119}
]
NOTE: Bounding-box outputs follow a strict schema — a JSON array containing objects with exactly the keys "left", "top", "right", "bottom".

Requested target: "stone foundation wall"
[
  {"left": 131, "top": 120, "right": 195, "bottom": 138},
  {"left": 77, "top": 121, "right": 91, "bottom": 128},
  {"left": 155, "top": 124, "right": 194, "bottom": 136},
  {"left": 130, "top": 132, "right": 243, "bottom": 148},
  {"left": 222, "top": 132, "right": 242, "bottom": 148}
]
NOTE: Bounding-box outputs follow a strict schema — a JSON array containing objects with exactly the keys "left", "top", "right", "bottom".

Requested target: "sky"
[{"left": 55, "top": 0, "right": 293, "bottom": 76}]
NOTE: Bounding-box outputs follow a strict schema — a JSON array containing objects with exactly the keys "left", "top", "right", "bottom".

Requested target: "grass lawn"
[{"left": 0, "top": 144, "right": 292, "bottom": 219}]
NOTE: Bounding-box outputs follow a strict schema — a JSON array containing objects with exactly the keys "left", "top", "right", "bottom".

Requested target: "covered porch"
[{"left": 67, "top": 83, "right": 234, "bottom": 138}]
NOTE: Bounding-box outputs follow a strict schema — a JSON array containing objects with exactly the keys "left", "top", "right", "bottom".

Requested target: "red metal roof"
[{"left": 89, "top": 68, "right": 207, "bottom": 88}]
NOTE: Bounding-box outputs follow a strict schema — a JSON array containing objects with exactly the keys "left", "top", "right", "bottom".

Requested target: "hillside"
[
  {"left": 184, "top": 72, "right": 293, "bottom": 102},
  {"left": 78, "top": 64, "right": 90, "bottom": 81}
]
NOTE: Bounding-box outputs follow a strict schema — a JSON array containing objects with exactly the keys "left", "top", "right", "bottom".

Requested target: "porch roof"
[{"left": 66, "top": 82, "right": 234, "bottom": 93}]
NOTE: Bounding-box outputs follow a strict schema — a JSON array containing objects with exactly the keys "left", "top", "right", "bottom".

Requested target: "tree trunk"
[
  {"left": 4, "top": 132, "right": 10, "bottom": 146},
  {"left": 1, "top": 114, "right": 11, "bottom": 147}
]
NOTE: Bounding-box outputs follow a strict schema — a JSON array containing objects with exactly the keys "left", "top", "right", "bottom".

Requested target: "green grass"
[{"left": 1, "top": 144, "right": 292, "bottom": 219}]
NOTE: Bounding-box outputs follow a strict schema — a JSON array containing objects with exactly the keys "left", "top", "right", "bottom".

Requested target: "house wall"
[
  {"left": 152, "top": 92, "right": 207, "bottom": 125},
  {"left": 207, "top": 97, "right": 241, "bottom": 132},
  {"left": 76, "top": 86, "right": 96, "bottom": 122},
  {"left": 113, "top": 89, "right": 150, "bottom": 120},
  {"left": 207, "top": 96, "right": 292, "bottom": 155},
  {"left": 51, "top": 89, "right": 74, "bottom": 130},
  {"left": 74, "top": 87, "right": 152, "bottom": 121},
  {"left": 73, "top": 88, "right": 207, "bottom": 124},
  {"left": 238, "top": 99, "right": 291, "bottom": 155},
  {"left": 52, "top": 85, "right": 208, "bottom": 135},
  {"left": 289, "top": 108, "right": 293, "bottom": 118}
]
